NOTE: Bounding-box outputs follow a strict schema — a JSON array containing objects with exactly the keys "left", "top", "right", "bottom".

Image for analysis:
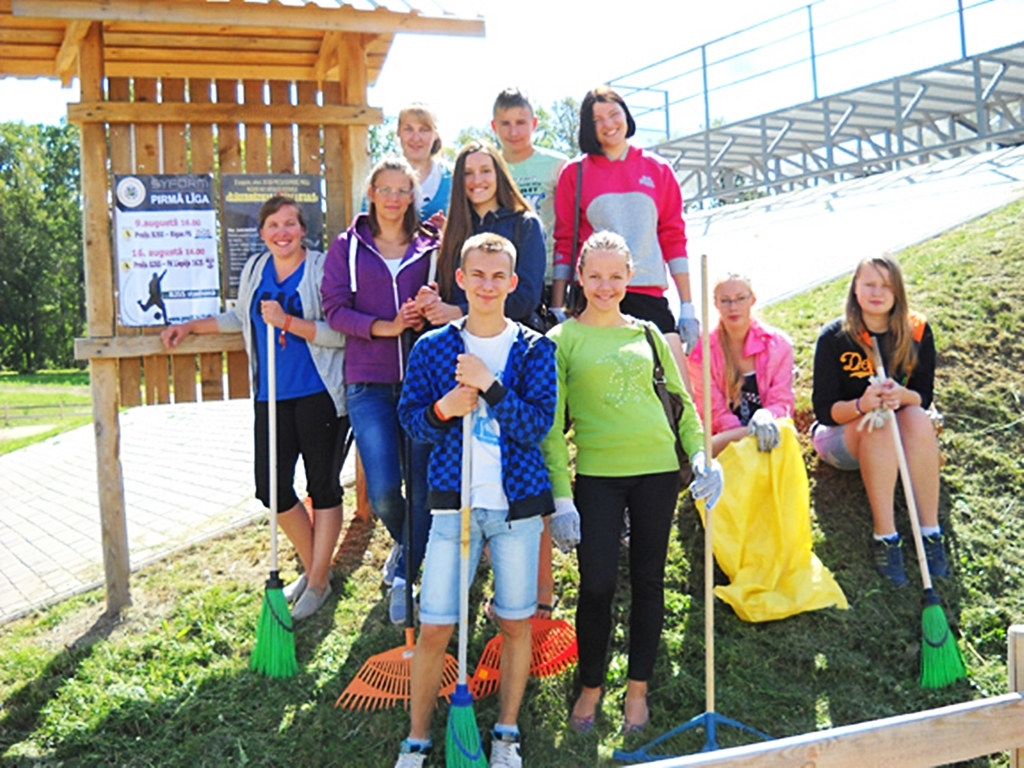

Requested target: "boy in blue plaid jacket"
[{"left": 395, "top": 233, "right": 558, "bottom": 767}]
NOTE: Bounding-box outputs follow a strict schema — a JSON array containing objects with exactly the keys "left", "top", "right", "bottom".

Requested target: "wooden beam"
[
  {"left": 78, "top": 21, "right": 131, "bottom": 618},
  {"left": 104, "top": 61, "right": 320, "bottom": 81},
  {"left": 75, "top": 333, "right": 244, "bottom": 360},
  {"left": 0, "top": 28, "right": 63, "bottom": 44},
  {"left": 11, "top": 0, "right": 486, "bottom": 37},
  {"left": 315, "top": 30, "right": 340, "bottom": 86},
  {"left": 103, "top": 46, "right": 317, "bottom": 67},
  {"left": 55, "top": 19, "right": 90, "bottom": 86},
  {"left": 67, "top": 100, "right": 383, "bottom": 126},
  {"left": 102, "top": 31, "right": 319, "bottom": 52},
  {"left": 646, "top": 693, "right": 1024, "bottom": 768},
  {"left": 1011, "top": 625, "right": 1024, "bottom": 768}
]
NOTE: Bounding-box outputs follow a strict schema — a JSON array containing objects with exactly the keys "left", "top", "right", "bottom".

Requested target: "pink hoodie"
[{"left": 687, "top": 317, "right": 795, "bottom": 434}]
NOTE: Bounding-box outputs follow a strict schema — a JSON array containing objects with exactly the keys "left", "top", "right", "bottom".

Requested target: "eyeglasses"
[
  {"left": 373, "top": 186, "right": 413, "bottom": 198},
  {"left": 716, "top": 294, "right": 752, "bottom": 307}
]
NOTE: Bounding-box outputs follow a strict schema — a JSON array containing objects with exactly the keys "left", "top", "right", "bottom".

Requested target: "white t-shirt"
[{"left": 463, "top": 321, "right": 517, "bottom": 511}]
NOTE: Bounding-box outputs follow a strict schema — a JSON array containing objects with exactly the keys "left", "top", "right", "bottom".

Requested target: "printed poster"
[
  {"left": 220, "top": 174, "right": 323, "bottom": 299},
  {"left": 114, "top": 174, "right": 219, "bottom": 327}
]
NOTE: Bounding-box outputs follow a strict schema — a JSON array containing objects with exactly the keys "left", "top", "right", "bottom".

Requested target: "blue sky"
[{"left": 1, "top": 0, "right": 1022, "bottom": 145}]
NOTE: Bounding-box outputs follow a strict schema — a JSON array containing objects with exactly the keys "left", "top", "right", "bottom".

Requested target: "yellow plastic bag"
[{"left": 696, "top": 420, "right": 847, "bottom": 622}]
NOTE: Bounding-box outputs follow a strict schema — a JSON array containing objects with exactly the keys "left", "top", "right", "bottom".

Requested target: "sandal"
[
  {"left": 534, "top": 595, "right": 559, "bottom": 620},
  {"left": 621, "top": 695, "right": 650, "bottom": 736},
  {"left": 569, "top": 687, "right": 603, "bottom": 734}
]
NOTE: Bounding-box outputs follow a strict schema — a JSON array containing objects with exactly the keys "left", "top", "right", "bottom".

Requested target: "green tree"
[
  {"left": 534, "top": 96, "right": 580, "bottom": 157},
  {"left": 0, "top": 122, "right": 84, "bottom": 372}
]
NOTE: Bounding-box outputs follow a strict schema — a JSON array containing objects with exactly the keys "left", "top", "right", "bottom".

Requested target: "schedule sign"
[{"left": 114, "top": 174, "right": 220, "bottom": 327}]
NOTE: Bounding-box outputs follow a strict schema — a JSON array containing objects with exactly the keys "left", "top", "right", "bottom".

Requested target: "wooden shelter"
[{"left": 0, "top": 0, "right": 483, "bottom": 614}]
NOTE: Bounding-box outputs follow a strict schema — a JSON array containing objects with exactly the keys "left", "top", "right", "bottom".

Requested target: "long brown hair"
[
  {"left": 714, "top": 273, "right": 755, "bottom": 411},
  {"left": 436, "top": 140, "right": 529, "bottom": 302},
  {"left": 365, "top": 156, "right": 426, "bottom": 242},
  {"left": 843, "top": 254, "right": 917, "bottom": 377}
]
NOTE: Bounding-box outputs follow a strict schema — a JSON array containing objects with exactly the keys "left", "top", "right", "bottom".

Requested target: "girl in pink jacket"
[{"left": 687, "top": 273, "right": 793, "bottom": 456}]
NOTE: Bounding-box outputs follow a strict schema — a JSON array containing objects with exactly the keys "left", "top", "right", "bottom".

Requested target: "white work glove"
[
  {"left": 689, "top": 450, "right": 723, "bottom": 510},
  {"left": 550, "top": 306, "right": 567, "bottom": 325},
  {"left": 748, "top": 408, "right": 780, "bottom": 452},
  {"left": 550, "top": 497, "right": 581, "bottom": 553},
  {"left": 676, "top": 302, "right": 700, "bottom": 354}
]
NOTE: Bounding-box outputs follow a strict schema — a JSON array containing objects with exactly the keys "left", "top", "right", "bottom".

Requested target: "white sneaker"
[
  {"left": 291, "top": 581, "right": 331, "bottom": 621},
  {"left": 382, "top": 541, "right": 402, "bottom": 587},
  {"left": 394, "top": 739, "right": 431, "bottom": 767},
  {"left": 282, "top": 574, "right": 307, "bottom": 604},
  {"left": 490, "top": 731, "right": 522, "bottom": 768}
]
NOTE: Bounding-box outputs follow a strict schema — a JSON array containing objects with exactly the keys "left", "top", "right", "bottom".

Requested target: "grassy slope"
[
  {"left": 0, "top": 371, "right": 92, "bottom": 455},
  {"left": 1, "top": 202, "right": 1023, "bottom": 766}
]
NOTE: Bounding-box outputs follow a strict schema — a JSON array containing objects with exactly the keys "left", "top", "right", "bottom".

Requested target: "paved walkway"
[
  {"left": 0, "top": 399, "right": 355, "bottom": 623},
  {"left": 2, "top": 145, "right": 1023, "bottom": 624}
]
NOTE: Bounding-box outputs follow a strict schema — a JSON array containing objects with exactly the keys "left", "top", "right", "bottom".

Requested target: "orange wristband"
[
  {"left": 283, "top": 315, "right": 293, "bottom": 333},
  {"left": 433, "top": 400, "right": 448, "bottom": 421}
]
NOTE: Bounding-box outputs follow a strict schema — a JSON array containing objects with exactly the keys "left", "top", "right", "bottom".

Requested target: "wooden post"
[
  {"left": 79, "top": 23, "right": 131, "bottom": 615},
  {"left": 1011, "top": 625, "right": 1024, "bottom": 768}
]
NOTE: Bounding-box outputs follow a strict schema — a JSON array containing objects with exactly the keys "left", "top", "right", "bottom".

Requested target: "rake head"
[
  {"left": 470, "top": 618, "right": 578, "bottom": 699},
  {"left": 336, "top": 628, "right": 458, "bottom": 711}
]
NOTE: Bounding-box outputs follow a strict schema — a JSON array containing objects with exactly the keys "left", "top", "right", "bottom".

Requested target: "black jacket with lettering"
[{"left": 812, "top": 314, "right": 934, "bottom": 426}]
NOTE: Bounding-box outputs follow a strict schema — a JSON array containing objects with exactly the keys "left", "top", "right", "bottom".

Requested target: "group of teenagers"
[{"left": 161, "top": 86, "right": 949, "bottom": 768}]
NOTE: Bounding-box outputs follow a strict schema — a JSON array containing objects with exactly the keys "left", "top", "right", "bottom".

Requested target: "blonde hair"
[
  {"left": 713, "top": 272, "right": 755, "bottom": 411},
  {"left": 398, "top": 103, "right": 442, "bottom": 156}
]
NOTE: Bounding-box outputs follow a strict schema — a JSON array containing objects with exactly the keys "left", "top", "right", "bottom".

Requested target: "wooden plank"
[
  {"left": 103, "top": 31, "right": 319, "bottom": 52},
  {"left": 142, "top": 353, "right": 170, "bottom": 405},
  {"left": 296, "top": 81, "right": 321, "bottom": 177},
  {"left": 11, "top": 0, "right": 487, "bottom": 37},
  {"left": 269, "top": 80, "right": 294, "bottom": 174},
  {"left": 215, "top": 79, "right": 242, "bottom": 173},
  {"left": 315, "top": 30, "right": 340, "bottom": 85},
  {"left": 0, "top": 57, "right": 57, "bottom": 78},
  {"left": 0, "top": 28, "right": 63, "bottom": 44},
  {"left": 321, "top": 81, "right": 345, "bottom": 239},
  {"left": 226, "top": 350, "right": 250, "bottom": 400},
  {"left": 0, "top": 43, "right": 57, "bottom": 58},
  {"left": 68, "top": 100, "right": 382, "bottom": 126},
  {"left": 133, "top": 77, "right": 159, "bottom": 173},
  {"left": 55, "top": 19, "right": 90, "bottom": 85},
  {"left": 75, "top": 332, "right": 244, "bottom": 360},
  {"left": 199, "top": 351, "right": 224, "bottom": 401},
  {"left": 118, "top": 357, "right": 142, "bottom": 407},
  {"left": 102, "top": 20, "right": 321, "bottom": 40},
  {"left": 1011, "top": 626, "right": 1024, "bottom": 768},
  {"left": 243, "top": 79, "right": 268, "bottom": 174},
  {"left": 79, "top": 22, "right": 130, "bottom": 617},
  {"left": 339, "top": 35, "right": 369, "bottom": 232},
  {"left": 104, "top": 47, "right": 317, "bottom": 66},
  {"left": 107, "top": 78, "right": 131, "bottom": 173},
  {"left": 647, "top": 693, "right": 1024, "bottom": 768},
  {"left": 188, "top": 79, "right": 214, "bottom": 173},
  {"left": 171, "top": 355, "right": 197, "bottom": 403}
]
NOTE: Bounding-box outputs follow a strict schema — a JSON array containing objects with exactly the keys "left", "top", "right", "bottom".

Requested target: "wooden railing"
[{"left": 646, "top": 625, "right": 1024, "bottom": 768}]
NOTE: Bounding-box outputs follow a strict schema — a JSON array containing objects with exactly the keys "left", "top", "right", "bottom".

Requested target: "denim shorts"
[
  {"left": 811, "top": 422, "right": 859, "bottom": 471},
  {"left": 418, "top": 509, "right": 543, "bottom": 626}
]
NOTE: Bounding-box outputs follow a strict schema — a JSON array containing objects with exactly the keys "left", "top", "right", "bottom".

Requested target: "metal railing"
[{"left": 609, "top": 0, "right": 1016, "bottom": 145}]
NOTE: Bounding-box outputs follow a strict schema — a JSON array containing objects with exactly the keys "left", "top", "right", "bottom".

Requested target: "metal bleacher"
[{"left": 609, "top": 0, "right": 1024, "bottom": 208}]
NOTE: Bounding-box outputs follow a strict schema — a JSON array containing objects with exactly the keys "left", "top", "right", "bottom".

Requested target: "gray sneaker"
[
  {"left": 382, "top": 541, "right": 402, "bottom": 587},
  {"left": 389, "top": 580, "right": 407, "bottom": 625},
  {"left": 489, "top": 730, "right": 522, "bottom": 768},
  {"left": 282, "top": 573, "right": 307, "bottom": 604},
  {"left": 291, "top": 581, "right": 332, "bottom": 621}
]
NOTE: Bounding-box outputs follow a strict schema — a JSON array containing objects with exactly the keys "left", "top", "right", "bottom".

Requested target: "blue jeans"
[
  {"left": 346, "top": 382, "right": 431, "bottom": 583},
  {"left": 419, "top": 509, "right": 542, "bottom": 626}
]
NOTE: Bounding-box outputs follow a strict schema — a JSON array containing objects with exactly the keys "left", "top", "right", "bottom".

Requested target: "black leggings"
[
  {"left": 254, "top": 390, "right": 348, "bottom": 511},
  {"left": 574, "top": 471, "right": 680, "bottom": 688}
]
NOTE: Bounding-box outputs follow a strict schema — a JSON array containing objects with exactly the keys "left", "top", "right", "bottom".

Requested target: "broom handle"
[
  {"left": 870, "top": 339, "right": 933, "bottom": 591},
  {"left": 267, "top": 323, "right": 279, "bottom": 574},
  {"left": 700, "top": 253, "right": 715, "bottom": 715},
  {"left": 458, "top": 412, "right": 473, "bottom": 685}
]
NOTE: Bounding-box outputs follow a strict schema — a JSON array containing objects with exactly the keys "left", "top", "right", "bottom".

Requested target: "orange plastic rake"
[
  {"left": 336, "top": 626, "right": 458, "bottom": 711},
  {"left": 471, "top": 618, "right": 578, "bottom": 699}
]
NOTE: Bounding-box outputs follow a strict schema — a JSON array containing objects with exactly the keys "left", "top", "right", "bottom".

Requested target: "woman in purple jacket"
[{"left": 322, "top": 156, "right": 439, "bottom": 624}]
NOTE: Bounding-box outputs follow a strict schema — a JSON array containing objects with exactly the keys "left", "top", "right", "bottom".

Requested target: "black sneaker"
[
  {"left": 872, "top": 536, "right": 908, "bottom": 587},
  {"left": 922, "top": 533, "right": 950, "bottom": 578}
]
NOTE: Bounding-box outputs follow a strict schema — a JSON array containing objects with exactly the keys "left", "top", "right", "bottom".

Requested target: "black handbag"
[{"left": 642, "top": 323, "right": 692, "bottom": 485}]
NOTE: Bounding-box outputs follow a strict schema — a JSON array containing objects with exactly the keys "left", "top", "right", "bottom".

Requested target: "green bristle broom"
[
  {"left": 251, "top": 323, "right": 298, "bottom": 678},
  {"left": 872, "top": 340, "right": 965, "bottom": 689},
  {"left": 446, "top": 415, "right": 486, "bottom": 766}
]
